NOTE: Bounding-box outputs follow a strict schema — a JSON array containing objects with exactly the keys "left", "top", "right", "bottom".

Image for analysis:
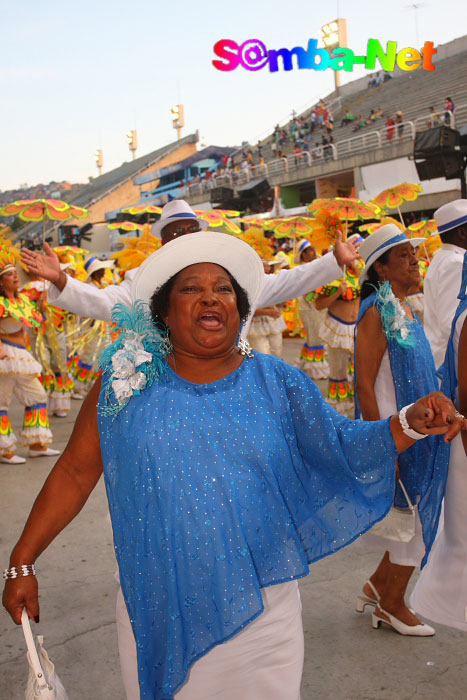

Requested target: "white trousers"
[{"left": 116, "top": 580, "right": 304, "bottom": 700}]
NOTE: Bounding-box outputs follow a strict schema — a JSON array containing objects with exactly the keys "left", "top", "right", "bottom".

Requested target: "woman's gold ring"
[{"left": 454, "top": 411, "right": 465, "bottom": 420}]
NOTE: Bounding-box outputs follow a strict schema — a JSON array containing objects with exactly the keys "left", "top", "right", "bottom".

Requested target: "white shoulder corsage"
[
  {"left": 98, "top": 301, "right": 171, "bottom": 415},
  {"left": 375, "top": 281, "right": 416, "bottom": 348}
]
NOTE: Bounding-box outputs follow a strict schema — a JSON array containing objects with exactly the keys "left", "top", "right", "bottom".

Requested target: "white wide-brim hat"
[
  {"left": 131, "top": 231, "right": 265, "bottom": 307},
  {"left": 358, "top": 224, "right": 425, "bottom": 284},
  {"left": 433, "top": 199, "right": 467, "bottom": 236},
  {"left": 294, "top": 240, "right": 312, "bottom": 264},
  {"left": 84, "top": 256, "right": 115, "bottom": 279},
  {"left": 152, "top": 199, "right": 209, "bottom": 237}
]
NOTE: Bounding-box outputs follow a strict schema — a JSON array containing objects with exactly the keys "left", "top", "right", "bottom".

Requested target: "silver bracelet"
[
  {"left": 3, "top": 564, "right": 36, "bottom": 580},
  {"left": 399, "top": 404, "right": 428, "bottom": 440}
]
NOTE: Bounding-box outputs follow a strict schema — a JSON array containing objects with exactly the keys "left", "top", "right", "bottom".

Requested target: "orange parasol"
[
  {"left": 0, "top": 198, "right": 88, "bottom": 243},
  {"left": 108, "top": 221, "right": 143, "bottom": 232},
  {"left": 121, "top": 205, "right": 162, "bottom": 216},
  {"left": 308, "top": 197, "right": 381, "bottom": 221},
  {"left": 194, "top": 210, "right": 241, "bottom": 234},
  {"left": 407, "top": 219, "right": 440, "bottom": 260},
  {"left": 371, "top": 183, "right": 423, "bottom": 226},
  {"left": 307, "top": 197, "right": 381, "bottom": 242},
  {"left": 359, "top": 216, "right": 405, "bottom": 235},
  {"left": 372, "top": 183, "right": 423, "bottom": 210},
  {"left": 257, "top": 216, "right": 316, "bottom": 239}
]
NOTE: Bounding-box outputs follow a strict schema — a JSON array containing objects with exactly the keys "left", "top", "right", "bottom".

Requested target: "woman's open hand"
[
  {"left": 406, "top": 391, "right": 466, "bottom": 442},
  {"left": 2, "top": 575, "right": 39, "bottom": 625}
]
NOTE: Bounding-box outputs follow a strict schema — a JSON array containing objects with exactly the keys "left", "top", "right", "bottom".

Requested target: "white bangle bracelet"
[
  {"left": 3, "top": 564, "right": 36, "bottom": 580},
  {"left": 399, "top": 404, "right": 428, "bottom": 440}
]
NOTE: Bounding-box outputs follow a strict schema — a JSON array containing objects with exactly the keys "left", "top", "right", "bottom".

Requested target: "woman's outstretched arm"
[{"left": 2, "top": 377, "right": 103, "bottom": 624}]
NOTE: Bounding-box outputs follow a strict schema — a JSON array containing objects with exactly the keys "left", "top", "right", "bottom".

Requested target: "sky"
[{"left": 1, "top": 0, "right": 467, "bottom": 192}]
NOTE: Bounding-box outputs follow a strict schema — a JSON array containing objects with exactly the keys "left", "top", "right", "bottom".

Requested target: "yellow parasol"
[
  {"left": 371, "top": 183, "right": 423, "bottom": 226},
  {"left": 0, "top": 198, "right": 88, "bottom": 243}
]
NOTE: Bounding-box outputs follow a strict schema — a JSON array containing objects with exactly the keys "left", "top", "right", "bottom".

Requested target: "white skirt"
[
  {"left": 319, "top": 312, "right": 355, "bottom": 352},
  {"left": 116, "top": 580, "right": 304, "bottom": 700},
  {"left": 410, "top": 434, "right": 467, "bottom": 630},
  {"left": 0, "top": 341, "right": 42, "bottom": 375}
]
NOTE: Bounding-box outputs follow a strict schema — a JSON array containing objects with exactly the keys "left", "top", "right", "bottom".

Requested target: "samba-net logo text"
[{"left": 212, "top": 37, "right": 436, "bottom": 73}]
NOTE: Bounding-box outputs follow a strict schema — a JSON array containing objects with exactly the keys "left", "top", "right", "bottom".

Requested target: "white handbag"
[
  {"left": 21, "top": 609, "right": 69, "bottom": 700},
  {"left": 369, "top": 480, "right": 416, "bottom": 543}
]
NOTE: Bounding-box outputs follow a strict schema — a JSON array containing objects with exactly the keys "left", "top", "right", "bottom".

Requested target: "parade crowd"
[{"left": 1, "top": 197, "right": 467, "bottom": 700}]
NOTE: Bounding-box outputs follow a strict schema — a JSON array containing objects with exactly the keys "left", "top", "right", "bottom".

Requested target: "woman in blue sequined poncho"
[
  {"left": 355, "top": 224, "right": 451, "bottom": 638},
  {"left": 3, "top": 232, "right": 464, "bottom": 700}
]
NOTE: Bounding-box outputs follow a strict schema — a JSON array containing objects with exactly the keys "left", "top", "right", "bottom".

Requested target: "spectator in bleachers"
[
  {"left": 294, "top": 144, "right": 302, "bottom": 167},
  {"left": 383, "top": 70, "right": 392, "bottom": 82},
  {"left": 396, "top": 111, "right": 404, "bottom": 139},
  {"left": 386, "top": 115, "right": 395, "bottom": 141},
  {"left": 341, "top": 109, "right": 355, "bottom": 127},
  {"left": 352, "top": 115, "right": 366, "bottom": 132},
  {"left": 444, "top": 97, "right": 455, "bottom": 125},
  {"left": 426, "top": 106, "right": 441, "bottom": 128},
  {"left": 375, "top": 108, "right": 383, "bottom": 118},
  {"left": 368, "top": 73, "right": 377, "bottom": 88},
  {"left": 367, "top": 109, "right": 377, "bottom": 124}
]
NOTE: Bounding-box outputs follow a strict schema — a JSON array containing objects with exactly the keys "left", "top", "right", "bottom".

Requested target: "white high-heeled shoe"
[
  {"left": 372, "top": 607, "right": 435, "bottom": 636},
  {"left": 356, "top": 580, "right": 380, "bottom": 612}
]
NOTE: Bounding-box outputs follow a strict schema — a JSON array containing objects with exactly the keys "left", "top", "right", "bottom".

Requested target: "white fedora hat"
[
  {"left": 359, "top": 224, "right": 425, "bottom": 284},
  {"left": 433, "top": 199, "right": 467, "bottom": 236},
  {"left": 84, "top": 255, "right": 114, "bottom": 279},
  {"left": 152, "top": 199, "right": 209, "bottom": 238},
  {"left": 131, "top": 231, "right": 264, "bottom": 307}
]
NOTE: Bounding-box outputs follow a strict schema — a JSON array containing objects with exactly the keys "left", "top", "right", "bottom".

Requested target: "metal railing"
[{"left": 414, "top": 110, "right": 455, "bottom": 132}]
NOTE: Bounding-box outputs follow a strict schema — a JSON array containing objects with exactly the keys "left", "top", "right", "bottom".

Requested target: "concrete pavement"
[{"left": 1, "top": 338, "right": 465, "bottom": 699}]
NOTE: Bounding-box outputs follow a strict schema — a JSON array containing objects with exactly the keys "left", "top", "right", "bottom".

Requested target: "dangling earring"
[{"left": 237, "top": 336, "right": 254, "bottom": 358}]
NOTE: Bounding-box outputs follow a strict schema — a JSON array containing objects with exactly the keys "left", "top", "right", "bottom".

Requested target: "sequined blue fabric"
[
  {"left": 356, "top": 291, "right": 450, "bottom": 566},
  {"left": 98, "top": 353, "right": 398, "bottom": 700},
  {"left": 439, "top": 251, "right": 467, "bottom": 402}
]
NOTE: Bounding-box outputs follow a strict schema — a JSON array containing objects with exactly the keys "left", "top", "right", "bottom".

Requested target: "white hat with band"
[
  {"left": 131, "top": 231, "right": 264, "bottom": 307},
  {"left": 152, "top": 200, "right": 209, "bottom": 238},
  {"left": 358, "top": 224, "right": 425, "bottom": 284},
  {"left": 433, "top": 199, "right": 467, "bottom": 236}
]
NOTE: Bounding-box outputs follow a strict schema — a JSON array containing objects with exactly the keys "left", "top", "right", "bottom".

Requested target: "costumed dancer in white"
[
  {"left": 72, "top": 256, "right": 114, "bottom": 397},
  {"left": 294, "top": 240, "right": 329, "bottom": 380},
  {"left": 0, "top": 248, "right": 60, "bottom": 464},
  {"left": 424, "top": 199, "right": 467, "bottom": 368},
  {"left": 410, "top": 251, "right": 467, "bottom": 631},
  {"left": 247, "top": 260, "right": 287, "bottom": 357},
  {"left": 354, "top": 225, "right": 448, "bottom": 636}
]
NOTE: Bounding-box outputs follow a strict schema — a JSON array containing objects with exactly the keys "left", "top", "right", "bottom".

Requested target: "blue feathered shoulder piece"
[
  {"left": 98, "top": 301, "right": 171, "bottom": 416},
  {"left": 374, "top": 281, "right": 416, "bottom": 349}
]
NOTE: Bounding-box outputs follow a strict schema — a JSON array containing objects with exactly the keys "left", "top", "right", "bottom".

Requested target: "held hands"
[
  {"left": 406, "top": 392, "right": 466, "bottom": 442},
  {"left": 20, "top": 243, "right": 61, "bottom": 284},
  {"left": 2, "top": 575, "right": 39, "bottom": 625},
  {"left": 333, "top": 231, "right": 361, "bottom": 268}
]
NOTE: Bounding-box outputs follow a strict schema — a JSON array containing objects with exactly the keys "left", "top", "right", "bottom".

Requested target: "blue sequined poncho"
[
  {"left": 355, "top": 291, "right": 450, "bottom": 567},
  {"left": 98, "top": 353, "right": 398, "bottom": 700}
]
